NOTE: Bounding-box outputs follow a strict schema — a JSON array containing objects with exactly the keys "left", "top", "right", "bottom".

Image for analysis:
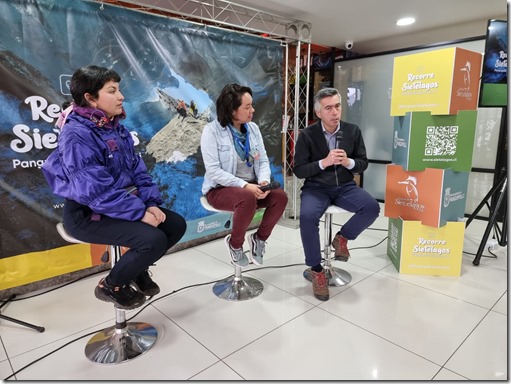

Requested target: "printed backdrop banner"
[
  {"left": 479, "top": 19, "right": 508, "bottom": 107},
  {"left": 0, "top": 0, "right": 284, "bottom": 290}
]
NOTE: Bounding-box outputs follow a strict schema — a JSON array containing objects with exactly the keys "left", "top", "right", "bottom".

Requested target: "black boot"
[
  {"left": 132, "top": 270, "right": 160, "bottom": 297},
  {"left": 94, "top": 278, "right": 146, "bottom": 309}
]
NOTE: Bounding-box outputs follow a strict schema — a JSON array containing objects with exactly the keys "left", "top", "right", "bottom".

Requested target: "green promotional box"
[{"left": 392, "top": 110, "right": 477, "bottom": 172}]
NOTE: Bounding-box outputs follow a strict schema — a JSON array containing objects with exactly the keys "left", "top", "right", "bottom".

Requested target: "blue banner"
[{"left": 0, "top": 0, "right": 283, "bottom": 269}]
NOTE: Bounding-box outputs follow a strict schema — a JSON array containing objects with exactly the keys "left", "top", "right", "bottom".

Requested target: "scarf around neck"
[
  {"left": 228, "top": 123, "right": 250, "bottom": 162},
  {"left": 73, "top": 105, "right": 126, "bottom": 129}
]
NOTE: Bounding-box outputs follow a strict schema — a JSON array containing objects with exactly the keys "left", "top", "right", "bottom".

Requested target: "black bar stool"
[
  {"left": 199, "top": 196, "right": 263, "bottom": 301},
  {"left": 56, "top": 222, "right": 158, "bottom": 364}
]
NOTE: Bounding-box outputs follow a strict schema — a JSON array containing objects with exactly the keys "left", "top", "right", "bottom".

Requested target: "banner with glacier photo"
[{"left": 0, "top": 0, "right": 283, "bottom": 289}]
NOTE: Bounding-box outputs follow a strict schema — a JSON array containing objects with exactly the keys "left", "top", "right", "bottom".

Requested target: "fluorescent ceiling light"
[{"left": 396, "top": 17, "right": 415, "bottom": 26}]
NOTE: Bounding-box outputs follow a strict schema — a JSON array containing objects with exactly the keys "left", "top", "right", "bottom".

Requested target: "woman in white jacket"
[{"left": 200, "top": 83, "right": 288, "bottom": 267}]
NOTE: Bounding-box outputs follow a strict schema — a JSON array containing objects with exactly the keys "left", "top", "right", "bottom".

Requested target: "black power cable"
[
  {"left": 2, "top": 218, "right": 500, "bottom": 379},
  {"left": 3, "top": 233, "right": 389, "bottom": 380}
]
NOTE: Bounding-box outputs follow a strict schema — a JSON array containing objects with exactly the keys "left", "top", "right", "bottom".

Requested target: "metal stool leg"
[
  {"left": 323, "top": 213, "right": 352, "bottom": 286},
  {"left": 85, "top": 306, "right": 158, "bottom": 364},
  {"left": 85, "top": 244, "right": 158, "bottom": 364},
  {"left": 56, "top": 223, "right": 158, "bottom": 364},
  {"left": 213, "top": 264, "right": 263, "bottom": 301}
]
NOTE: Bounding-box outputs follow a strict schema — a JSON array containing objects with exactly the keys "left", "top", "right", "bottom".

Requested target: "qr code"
[{"left": 424, "top": 125, "right": 458, "bottom": 156}]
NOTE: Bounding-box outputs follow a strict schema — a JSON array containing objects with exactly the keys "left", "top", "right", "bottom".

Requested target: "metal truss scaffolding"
[
  {"left": 93, "top": 0, "right": 311, "bottom": 221},
  {"left": 283, "top": 41, "right": 310, "bottom": 221}
]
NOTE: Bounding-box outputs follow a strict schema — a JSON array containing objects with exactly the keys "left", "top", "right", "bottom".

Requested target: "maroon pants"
[{"left": 206, "top": 186, "right": 288, "bottom": 249}]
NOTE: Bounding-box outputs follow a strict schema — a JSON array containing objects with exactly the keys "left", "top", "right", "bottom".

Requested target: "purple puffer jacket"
[{"left": 42, "top": 112, "right": 162, "bottom": 221}]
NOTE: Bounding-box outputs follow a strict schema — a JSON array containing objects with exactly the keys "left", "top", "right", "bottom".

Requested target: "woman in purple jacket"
[{"left": 42, "top": 65, "right": 186, "bottom": 310}]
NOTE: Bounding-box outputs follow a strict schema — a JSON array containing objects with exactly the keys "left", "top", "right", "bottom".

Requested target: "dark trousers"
[
  {"left": 299, "top": 180, "right": 380, "bottom": 267},
  {"left": 63, "top": 199, "right": 187, "bottom": 285},
  {"left": 206, "top": 186, "right": 288, "bottom": 249}
]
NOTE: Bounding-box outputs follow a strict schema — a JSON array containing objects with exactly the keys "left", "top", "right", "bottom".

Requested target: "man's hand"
[{"left": 323, "top": 149, "right": 348, "bottom": 167}]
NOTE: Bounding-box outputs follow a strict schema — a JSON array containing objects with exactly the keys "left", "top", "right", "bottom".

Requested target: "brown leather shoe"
[
  {"left": 332, "top": 234, "right": 350, "bottom": 261},
  {"left": 311, "top": 270, "right": 329, "bottom": 301}
]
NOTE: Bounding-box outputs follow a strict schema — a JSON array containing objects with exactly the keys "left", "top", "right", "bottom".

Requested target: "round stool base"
[
  {"left": 325, "top": 267, "right": 352, "bottom": 286},
  {"left": 303, "top": 267, "right": 352, "bottom": 287},
  {"left": 213, "top": 276, "right": 263, "bottom": 301},
  {"left": 85, "top": 322, "right": 158, "bottom": 364}
]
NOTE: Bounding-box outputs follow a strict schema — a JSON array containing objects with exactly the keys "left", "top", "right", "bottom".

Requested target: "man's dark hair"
[
  {"left": 216, "top": 83, "right": 253, "bottom": 127},
  {"left": 313, "top": 87, "right": 342, "bottom": 112},
  {"left": 70, "top": 65, "right": 121, "bottom": 107}
]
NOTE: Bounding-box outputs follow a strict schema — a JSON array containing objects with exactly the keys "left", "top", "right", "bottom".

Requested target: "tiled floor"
[{"left": 1, "top": 205, "right": 508, "bottom": 380}]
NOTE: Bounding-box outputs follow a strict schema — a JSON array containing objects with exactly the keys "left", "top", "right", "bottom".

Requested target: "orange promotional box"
[
  {"left": 390, "top": 47, "right": 482, "bottom": 116},
  {"left": 384, "top": 164, "right": 469, "bottom": 228}
]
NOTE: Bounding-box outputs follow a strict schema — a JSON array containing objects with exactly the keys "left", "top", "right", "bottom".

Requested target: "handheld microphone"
[
  {"left": 258, "top": 181, "right": 281, "bottom": 192},
  {"left": 335, "top": 131, "right": 343, "bottom": 150}
]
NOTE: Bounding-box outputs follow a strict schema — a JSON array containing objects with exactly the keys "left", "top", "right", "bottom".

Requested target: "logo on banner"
[
  {"left": 457, "top": 61, "right": 473, "bottom": 100},
  {"left": 395, "top": 176, "right": 425, "bottom": 212},
  {"left": 59, "top": 74, "right": 72, "bottom": 95},
  {"left": 443, "top": 187, "right": 465, "bottom": 207},
  {"left": 389, "top": 222, "right": 399, "bottom": 256},
  {"left": 401, "top": 72, "right": 439, "bottom": 95},
  {"left": 393, "top": 131, "right": 407, "bottom": 150},
  {"left": 197, "top": 220, "right": 222, "bottom": 233},
  {"left": 413, "top": 237, "right": 450, "bottom": 255},
  {"left": 9, "top": 93, "right": 140, "bottom": 170},
  {"left": 494, "top": 51, "right": 508, "bottom": 73},
  {"left": 399, "top": 176, "right": 419, "bottom": 200}
]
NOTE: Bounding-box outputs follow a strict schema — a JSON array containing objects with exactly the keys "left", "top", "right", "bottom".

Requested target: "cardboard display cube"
[
  {"left": 387, "top": 217, "right": 464, "bottom": 276},
  {"left": 385, "top": 164, "right": 469, "bottom": 228},
  {"left": 390, "top": 47, "right": 482, "bottom": 116},
  {"left": 393, "top": 110, "right": 477, "bottom": 172}
]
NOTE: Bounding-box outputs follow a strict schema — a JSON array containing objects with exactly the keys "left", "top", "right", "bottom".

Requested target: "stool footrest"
[
  {"left": 213, "top": 275, "right": 263, "bottom": 301},
  {"left": 324, "top": 266, "right": 352, "bottom": 286},
  {"left": 85, "top": 321, "right": 158, "bottom": 364}
]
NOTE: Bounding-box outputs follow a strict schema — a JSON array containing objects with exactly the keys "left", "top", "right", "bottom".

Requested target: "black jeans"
[{"left": 63, "top": 199, "right": 187, "bottom": 285}]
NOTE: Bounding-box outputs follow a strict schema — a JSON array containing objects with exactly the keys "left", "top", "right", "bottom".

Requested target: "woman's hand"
[
  {"left": 142, "top": 206, "right": 166, "bottom": 227},
  {"left": 244, "top": 183, "right": 270, "bottom": 200}
]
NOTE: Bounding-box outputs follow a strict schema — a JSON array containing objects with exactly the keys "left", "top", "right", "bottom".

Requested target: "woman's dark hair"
[
  {"left": 70, "top": 65, "right": 121, "bottom": 107},
  {"left": 216, "top": 83, "right": 253, "bottom": 127}
]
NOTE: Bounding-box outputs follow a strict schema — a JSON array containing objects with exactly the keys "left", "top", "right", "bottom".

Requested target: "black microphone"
[
  {"left": 335, "top": 130, "right": 343, "bottom": 150},
  {"left": 258, "top": 181, "right": 281, "bottom": 192}
]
